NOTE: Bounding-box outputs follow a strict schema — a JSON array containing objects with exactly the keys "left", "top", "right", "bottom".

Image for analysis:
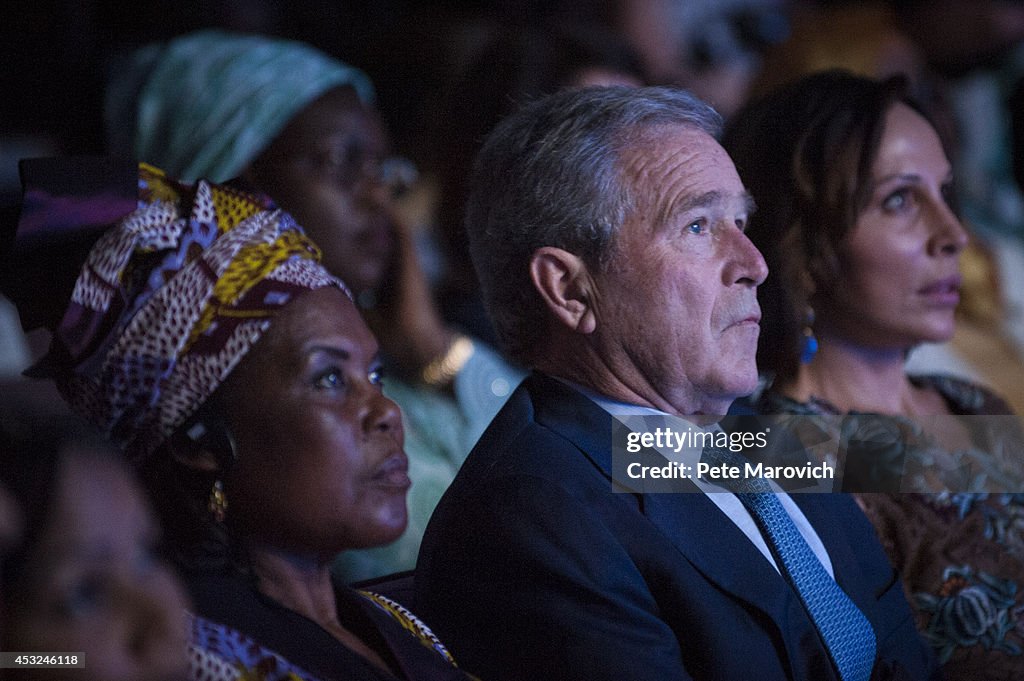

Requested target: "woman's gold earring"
[{"left": 208, "top": 480, "right": 228, "bottom": 523}]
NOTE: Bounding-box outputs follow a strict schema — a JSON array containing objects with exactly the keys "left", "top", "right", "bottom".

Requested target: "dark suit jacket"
[{"left": 416, "top": 373, "right": 938, "bottom": 681}]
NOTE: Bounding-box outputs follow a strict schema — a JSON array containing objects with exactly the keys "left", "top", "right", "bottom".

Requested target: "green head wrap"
[{"left": 107, "top": 29, "right": 375, "bottom": 183}]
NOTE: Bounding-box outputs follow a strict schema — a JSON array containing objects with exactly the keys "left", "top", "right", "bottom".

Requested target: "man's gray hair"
[{"left": 466, "top": 85, "right": 722, "bottom": 365}]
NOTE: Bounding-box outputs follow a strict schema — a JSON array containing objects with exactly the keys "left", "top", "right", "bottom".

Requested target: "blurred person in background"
[
  {"left": 547, "top": 0, "right": 789, "bottom": 119},
  {"left": 0, "top": 379, "right": 190, "bottom": 681}
]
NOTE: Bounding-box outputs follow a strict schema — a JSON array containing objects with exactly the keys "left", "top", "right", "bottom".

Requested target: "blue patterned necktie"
[{"left": 702, "top": 445, "right": 877, "bottom": 681}]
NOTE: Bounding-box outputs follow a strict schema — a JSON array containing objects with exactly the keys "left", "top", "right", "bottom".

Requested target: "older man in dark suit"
[{"left": 415, "top": 86, "right": 937, "bottom": 681}]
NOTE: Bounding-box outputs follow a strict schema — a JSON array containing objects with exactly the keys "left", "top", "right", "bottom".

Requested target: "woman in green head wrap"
[{"left": 109, "top": 29, "right": 382, "bottom": 294}]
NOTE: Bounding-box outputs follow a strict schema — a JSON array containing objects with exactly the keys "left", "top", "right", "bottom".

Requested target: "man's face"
[{"left": 591, "top": 125, "right": 767, "bottom": 415}]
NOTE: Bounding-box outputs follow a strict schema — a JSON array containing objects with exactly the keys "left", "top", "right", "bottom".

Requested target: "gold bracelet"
[{"left": 421, "top": 334, "right": 474, "bottom": 387}]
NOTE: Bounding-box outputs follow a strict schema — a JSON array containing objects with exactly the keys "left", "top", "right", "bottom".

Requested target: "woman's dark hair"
[
  {"left": 722, "top": 69, "right": 945, "bottom": 386},
  {"left": 139, "top": 392, "right": 242, "bottom": 576}
]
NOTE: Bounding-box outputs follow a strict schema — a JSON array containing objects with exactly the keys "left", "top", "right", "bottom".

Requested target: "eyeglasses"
[{"left": 271, "top": 142, "right": 418, "bottom": 198}]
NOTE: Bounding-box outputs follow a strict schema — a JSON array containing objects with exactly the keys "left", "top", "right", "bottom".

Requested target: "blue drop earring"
[{"left": 800, "top": 307, "right": 818, "bottom": 364}]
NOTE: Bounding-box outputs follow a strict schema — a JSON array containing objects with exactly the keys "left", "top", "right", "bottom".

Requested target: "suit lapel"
[
  {"left": 525, "top": 373, "right": 843, "bottom": 678},
  {"left": 643, "top": 490, "right": 798, "bottom": 616},
  {"left": 527, "top": 372, "right": 617, "bottom": 475},
  {"left": 527, "top": 373, "right": 801, "bottom": 619}
]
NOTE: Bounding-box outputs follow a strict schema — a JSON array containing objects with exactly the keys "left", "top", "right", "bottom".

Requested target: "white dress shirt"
[{"left": 562, "top": 379, "right": 835, "bottom": 578}]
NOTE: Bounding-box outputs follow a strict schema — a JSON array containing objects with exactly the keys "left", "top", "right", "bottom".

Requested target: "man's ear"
[{"left": 529, "top": 247, "right": 597, "bottom": 335}]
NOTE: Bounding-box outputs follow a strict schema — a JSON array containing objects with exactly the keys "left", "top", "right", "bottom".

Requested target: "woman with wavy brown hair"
[{"left": 726, "top": 70, "right": 1024, "bottom": 679}]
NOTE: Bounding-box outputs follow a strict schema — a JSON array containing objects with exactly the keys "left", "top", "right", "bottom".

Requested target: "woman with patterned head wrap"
[
  {"left": 14, "top": 159, "right": 474, "bottom": 681},
  {"left": 107, "top": 29, "right": 523, "bottom": 583}
]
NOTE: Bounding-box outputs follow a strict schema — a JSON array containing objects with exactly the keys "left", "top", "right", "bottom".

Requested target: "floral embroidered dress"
[{"left": 759, "top": 376, "right": 1024, "bottom": 680}]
